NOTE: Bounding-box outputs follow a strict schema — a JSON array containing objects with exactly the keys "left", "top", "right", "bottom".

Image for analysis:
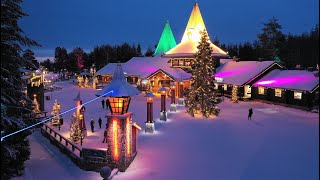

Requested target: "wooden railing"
[{"left": 41, "top": 123, "right": 82, "bottom": 157}]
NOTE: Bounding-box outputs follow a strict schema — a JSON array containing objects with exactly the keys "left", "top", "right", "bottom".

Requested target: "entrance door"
[{"left": 244, "top": 85, "right": 252, "bottom": 98}]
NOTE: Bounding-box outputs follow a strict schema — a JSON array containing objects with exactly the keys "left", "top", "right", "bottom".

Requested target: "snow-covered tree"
[
  {"left": 1, "top": 0, "right": 40, "bottom": 178},
  {"left": 92, "top": 76, "right": 98, "bottom": 89},
  {"left": 51, "top": 99, "right": 61, "bottom": 126},
  {"left": 232, "top": 85, "right": 239, "bottom": 103},
  {"left": 69, "top": 113, "right": 81, "bottom": 142},
  {"left": 185, "top": 31, "right": 221, "bottom": 117}
]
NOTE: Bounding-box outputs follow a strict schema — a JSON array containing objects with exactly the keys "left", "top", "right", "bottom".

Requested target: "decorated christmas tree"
[
  {"left": 33, "top": 95, "right": 40, "bottom": 114},
  {"left": 185, "top": 31, "right": 220, "bottom": 117},
  {"left": 231, "top": 85, "right": 239, "bottom": 103},
  {"left": 84, "top": 77, "right": 89, "bottom": 88},
  {"left": 92, "top": 76, "right": 98, "bottom": 89},
  {"left": 51, "top": 99, "right": 61, "bottom": 125},
  {"left": 69, "top": 113, "right": 81, "bottom": 142}
]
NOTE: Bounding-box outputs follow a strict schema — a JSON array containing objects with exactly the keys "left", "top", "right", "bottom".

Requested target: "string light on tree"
[
  {"left": 232, "top": 84, "right": 239, "bottom": 103},
  {"left": 69, "top": 112, "right": 81, "bottom": 142},
  {"left": 185, "top": 30, "right": 220, "bottom": 117},
  {"left": 51, "top": 99, "right": 61, "bottom": 126},
  {"left": 33, "top": 94, "right": 40, "bottom": 115}
]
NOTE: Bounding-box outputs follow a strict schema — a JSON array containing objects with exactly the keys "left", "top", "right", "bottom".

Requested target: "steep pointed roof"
[
  {"left": 154, "top": 21, "right": 177, "bottom": 56},
  {"left": 95, "top": 64, "right": 140, "bottom": 97},
  {"left": 163, "top": 3, "right": 228, "bottom": 58},
  {"left": 73, "top": 92, "right": 82, "bottom": 101}
]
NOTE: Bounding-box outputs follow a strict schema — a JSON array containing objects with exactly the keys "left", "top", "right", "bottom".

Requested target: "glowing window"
[
  {"left": 294, "top": 92, "right": 302, "bottom": 100},
  {"left": 258, "top": 87, "right": 265, "bottom": 95},
  {"left": 223, "top": 84, "right": 227, "bottom": 91},
  {"left": 275, "top": 88, "right": 282, "bottom": 97}
]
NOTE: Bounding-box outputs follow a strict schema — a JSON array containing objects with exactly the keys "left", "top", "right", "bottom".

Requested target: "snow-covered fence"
[
  {"left": 41, "top": 123, "right": 82, "bottom": 158},
  {"left": 41, "top": 123, "right": 110, "bottom": 171}
]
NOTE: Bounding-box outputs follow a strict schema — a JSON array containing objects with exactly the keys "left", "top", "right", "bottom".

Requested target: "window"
[
  {"left": 258, "top": 87, "right": 265, "bottom": 95},
  {"left": 223, "top": 84, "right": 227, "bottom": 91},
  {"left": 214, "top": 83, "right": 218, "bottom": 89},
  {"left": 275, "top": 88, "right": 282, "bottom": 97},
  {"left": 179, "top": 59, "right": 184, "bottom": 66},
  {"left": 294, "top": 91, "right": 302, "bottom": 100}
]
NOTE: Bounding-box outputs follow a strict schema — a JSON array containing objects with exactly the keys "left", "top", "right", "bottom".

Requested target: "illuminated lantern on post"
[
  {"left": 169, "top": 82, "right": 177, "bottom": 112},
  {"left": 73, "top": 92, "right": 87, "bottom": 137},
  {"left": 95, "top": 64, "right": 141, "bottom": 172},
  {"left": 145, "top": 93, "right": 155, "bottom": 133},
  {"left": 178, "top": 82, "right": 185, "bottom": 105},
  {"left": 159, "top": 87, "right": 168, "bottom": 121}
]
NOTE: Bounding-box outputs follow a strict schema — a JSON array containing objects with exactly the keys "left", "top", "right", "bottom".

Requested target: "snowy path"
[{"left": 13, "top": 80, "right": 319, "bottom": 180}]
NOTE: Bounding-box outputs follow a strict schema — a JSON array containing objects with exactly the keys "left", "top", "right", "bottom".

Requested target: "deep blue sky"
[{"left": 20, "top": 0, "right": 319, "bottom": 59}]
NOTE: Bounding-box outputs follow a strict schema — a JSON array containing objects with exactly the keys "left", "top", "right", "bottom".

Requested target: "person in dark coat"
[
  {"left": 101, "top": 99, "right": 105, "bottom": 109},
  {"left": 98, "top": 117, "right": 102, "bottom": 129},
  {"left": 90, "top": 118, "right": 95, "bottom": 132},
  {"left": 248, "top": 108, "right": 253, "bottom": 120},
  {"left": 102, "top": 129, "right": 108, "bottom": 143},
  {"left": 105, "top": 98, "right": 110, "bottom": 109}
]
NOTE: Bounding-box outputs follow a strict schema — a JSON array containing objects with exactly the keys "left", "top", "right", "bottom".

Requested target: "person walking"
[
  {"left": 98, "top": 117, "right": 102, "bottom": 129},
  {"left": 106, "top": 98, "right": 110, "bottom": 109},
  {"left": 102, "top": 128, "right": 108, "bottom": 143},
  {"left": 90, "top": 118, "right": 95, "bottom": 132},
  {"left": 248, "top": 108, "right": 253, "bottom": 120},
  {"left": 101, "top": 99, "right": 105, "bottom": 109}
]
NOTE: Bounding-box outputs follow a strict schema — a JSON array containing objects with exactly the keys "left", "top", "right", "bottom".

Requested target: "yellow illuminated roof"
[{"left": 164, "top": 3, "right": 228, "bottom": 57}]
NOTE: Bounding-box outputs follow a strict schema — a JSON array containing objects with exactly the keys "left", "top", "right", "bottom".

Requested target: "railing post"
[
  {"left": 72, "top": 146, "right": 75, "bottom": 152},
  {"left": 60, "top": 136, "right": 62, "bottom": 142}
]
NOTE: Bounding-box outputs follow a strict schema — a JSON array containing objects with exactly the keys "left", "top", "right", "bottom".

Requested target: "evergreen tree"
[
  {"left": 257, "top": 17, "right": 285, "bottom": 61},
  {"left": 231, "top": 85, "right": 239, "bottom": 103},
  {"left": 136, "top": 44, "right": 142, "bottom": 57},
  {"left": 22, "top": 49, "right": 38, "bottom": 70},
  {"left": 54, "top": 47, "right": 68, "bottom": 73},
  {"left": 51, "top": 99, "right": 61, "bottom": 126},
  {"left": 1, "top": 0, "right": 40, "bottom": 178},
  {"left": 69, "top": 113, "right": 81, "bottom": 142},
  {"left": 144, "top": 47, "right": 154, "bottom": 57},
  {"left": 185, "top": 31, "right": 221, "bottom": 118},
  {"left": 33, "top": 95, "right": 40, "bottom": 115}
]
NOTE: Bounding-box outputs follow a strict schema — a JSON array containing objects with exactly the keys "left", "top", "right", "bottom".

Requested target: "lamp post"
[
  {"left": 178, "top": 82, "right": 185, "bottom": 105},
  {"left": 145, "top": 93, "right": 155, "bottom": 133},
  {"left": 96, "top": 63, "right": 141, "bottom": 172},
  {"left": 159, "top": 87, "right": 168, "bottom": 121},
  {"left": 169, "top": 82, "right": 177, "bottom": 112}
]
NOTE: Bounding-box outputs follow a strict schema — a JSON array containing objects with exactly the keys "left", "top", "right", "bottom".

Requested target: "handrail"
[{"left": 42, "top": 123, "right": 82, "bottom": 156}]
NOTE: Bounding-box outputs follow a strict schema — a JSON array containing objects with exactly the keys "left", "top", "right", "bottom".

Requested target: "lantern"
[{"left": 108, "top": 97, "right": 131, "bottom": 115}]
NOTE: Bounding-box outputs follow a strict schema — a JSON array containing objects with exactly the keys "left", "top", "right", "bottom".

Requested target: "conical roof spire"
[
  {"left": 181, "top": 3, "right": 207, "bottom": 43},
  {"left": 95, "top": 64, "right": 140, "bottom": 97},
  {"left": 154, "top": 21, "right": 177, "bottom": 56},
  {"left": 73, "top": 91, "right": 82, "bottom": 101},
  {"left": 163, "top": 3, "right": 228, "bottom": 58}
]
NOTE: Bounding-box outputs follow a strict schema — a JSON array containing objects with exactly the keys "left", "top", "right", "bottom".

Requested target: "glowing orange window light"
[
  {"left": 126, "top": 117, "right": 130, "bottom": 156},
  {"left": 113, "top": 119, "right": 118, "bottom": 160},
  {"left": 108, "top": 97, "right": 130, "bottom": 115}
]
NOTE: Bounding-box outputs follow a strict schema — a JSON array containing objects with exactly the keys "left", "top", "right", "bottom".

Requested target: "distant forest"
[{"left": 34, "top": 18, "right": 319, "bottom": 73}]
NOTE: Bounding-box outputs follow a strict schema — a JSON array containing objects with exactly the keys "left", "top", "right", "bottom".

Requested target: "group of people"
[
  {"left": 89, "top": 117, "right": 108, "bottom": 143},
  {"left": 101, "top": 99, "right": 110, "bottom": 109}
]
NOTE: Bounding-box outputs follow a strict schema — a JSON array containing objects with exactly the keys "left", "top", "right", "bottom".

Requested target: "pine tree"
[
  {"left": 1, "top": 0, "right": 40, "bottom": 178},
  {"left": 33, "top": 96, "right": 40, "bottom": 115},
  {"left": 84, "top": 77, "right": 89, "bottom": 88},
  {"left": 231, "top": 85, "right": 239, "bottom": 103},
  {"left": 185, "top": 31, "right": 221, "bottom": 118},
  {"left": 51, "top": 99, "right": 61, "bottom": 125},
  {"left": 22, "top": 49, "right": 38, "bottom": 70},
  {"left": 69, "top": 113, "right": 81, "bottom": 142}
]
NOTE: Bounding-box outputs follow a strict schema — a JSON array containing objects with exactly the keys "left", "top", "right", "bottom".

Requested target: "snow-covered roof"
[
  {"left": 253, "top": 69, "right": 319, "bottom": 92},
  {"left": 95, "top": 57, "right": 191, "bottom": 81},
  {"left": 96, "top": 64, "right": 140, "bottom": 97},
  {"left": 215, "top": 60, "right": 279, "bottom": 86}
]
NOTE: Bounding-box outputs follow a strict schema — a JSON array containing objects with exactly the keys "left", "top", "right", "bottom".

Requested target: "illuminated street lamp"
[
  {"left": 178, "top": 82, "right": 185, "bottom": 105},
  {"left": 145, "top": 93, "right": 155, "bottom": 133},
  {"left": 95, "top": 64, "right": 141, "bottom": 172},
  {"left": 159, "top": 87, "right": 168, "bottom": 121},
  {"left": 169, "top": 82, "right": 177, "bottom": 112}
]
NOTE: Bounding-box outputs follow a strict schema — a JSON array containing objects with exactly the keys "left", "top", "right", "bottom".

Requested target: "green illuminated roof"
[{"left": 154, "top": 21, "right": 177, "bottom": 56}]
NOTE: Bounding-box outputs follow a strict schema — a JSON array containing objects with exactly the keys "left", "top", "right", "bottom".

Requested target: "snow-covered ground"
[{"left": 13, "top": 79, "right": 319, "bottom": 180}]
